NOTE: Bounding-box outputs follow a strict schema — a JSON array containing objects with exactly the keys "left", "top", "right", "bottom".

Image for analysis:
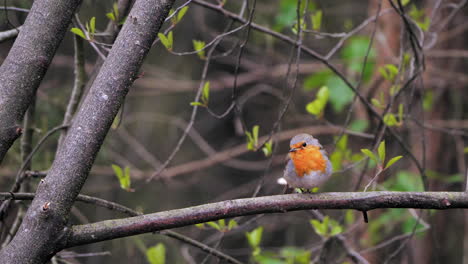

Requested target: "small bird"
[{"left": 279, "top": 133, "right": 332, "bottom": 189}]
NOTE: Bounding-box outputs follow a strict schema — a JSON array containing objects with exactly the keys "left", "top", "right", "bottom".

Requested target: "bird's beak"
[{"left": 289, "top": 148, "right": 298, "bottom": 153}]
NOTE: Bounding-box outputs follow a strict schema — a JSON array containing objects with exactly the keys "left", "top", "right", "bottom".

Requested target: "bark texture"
[
  {"left": 67, "top": 191, "right": 468, "bottom": 247},
  {"left": 0, "top": 0, "right": 82, "bottom": 164},
  {"left": 0, "top": 0, "right": 175, "bottom": 263}
]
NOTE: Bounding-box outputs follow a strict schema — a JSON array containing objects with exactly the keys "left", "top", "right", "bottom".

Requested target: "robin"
[{"left": 279, "top": 133, "right": 332, "bottom": 190}]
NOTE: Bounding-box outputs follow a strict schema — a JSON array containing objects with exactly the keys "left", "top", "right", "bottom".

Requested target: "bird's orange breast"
[{"left": 289, "top": 145, "right": 326, "bottom": 177}]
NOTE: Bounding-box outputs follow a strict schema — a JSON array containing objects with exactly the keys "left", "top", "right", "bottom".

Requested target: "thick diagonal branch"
[
  {"left": 67, "top": 192, "right": 468, "bottom": 247},
  {"left": 0, "top": 0, "right": 175, "bottom": 263},
  {"left": 0, "top": 0, "right": 82, "bottom": 164}
]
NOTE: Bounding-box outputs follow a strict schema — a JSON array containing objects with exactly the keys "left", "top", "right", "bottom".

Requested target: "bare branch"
[
  {"left": 0, "top": 26, "right": 21, "bottom": 42},
  {"left": 67, "top": 192, "right": 468, "bottom": 247}
]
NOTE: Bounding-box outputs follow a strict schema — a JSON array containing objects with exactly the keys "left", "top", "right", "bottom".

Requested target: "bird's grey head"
[{"left": 289, "top": 133, "right": 322, "bottom": 148}]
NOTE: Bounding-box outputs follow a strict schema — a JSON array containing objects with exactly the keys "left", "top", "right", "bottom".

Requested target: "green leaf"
[
  {"left": 112, "top": 164, "right": 132, "bottom": 191},
  {"left": 146, "top": 243, "right": 166, "bottom": 264},
  {"left": 401, "top": 0, "right": 411, "bottom": 6},
  {"left": 169, "top": 9, "right": 175, "bottom": 18},
  {"left": 464, "top": 147, "right": 468, "bottom": 153},
  {"left": 310, "top": 219, "right": 325, "bottom": 236},
  {"left": 124, "top": 166, "right": 130, "bottom": 179},
  {"left": 111, "top": 108, "right": 121, "bottom": 129},
  {"left": 254, "top": 255, "right": 286, "bottom": 264},
  {"left": 252, "top": 125, "right": 259, "bottom": 147},
  {"left": 158, "top": 32, "right": 173, "bottom": 51},
  {"left": 202, "top": 81, "right": 210, "bottom": 105},
  {"left": 89, "top": 17, "right": 96, "bottom": 34},
  {"left": 379, "top": 64, "right": 398, "bottom": 81},
  {"left": 280, "top": 247, "right": 311, "bottom": 264},
  {"left": 442, "top": 173, "right": 463, "bottom": 183},
  {"left": 361, "top": 149, "right": 378, "bottom": 164},
  {"left": 409, "top": 5, "right": 430, "bottom": 31},
  {"left": 294, "top": 251, "right": 311, "bottom": 264},
  {"left": 317, "top": 86, "right": 329, "bottom": 100},
  {"left": 246, "top": 227, "right": 263, "bottom": 248},
  {"left": 402, "top": 217, "right": 426, "bottom": 234},
  {"left": 228, "top": 219, "right": 238, "bottom": 230},
  {"left": 262, "top": 140, "right": 273, "bottom": 157},
  {"left": 106, "top": 12, "right": 116, "bottom": 21},
  {"left": 322, "top": 216, "right": 329, "bottom": 230},
  {"left": 252, "top": 247, "right": 262, "bottom": 258},
  {"left": 377, "top": 141, "right": 386, "bottom": 164},
  {"left": 192, "top": 40, "right": 206, "bottom": 59},
  {"left": 292, "top": 18, "right": 306, "bottom": 34},
  {"left": 158, "top": 33, "right": 169, "bottom": 48},
  {"left": 384, "top": 155, "right": 403, "bottom": 170},
  {"left": 246, "top": 131, "right": 254, "bottom": 151},
  {"left": 378, "top": 67, "right": 389, "bottom": 80},
  {"left": 177, "top": 6, "right": 189, "bottom": 22},
  {"left": 273, "top": 0, "right": 316, "bottom": 31},
  {"left": 113, "top": 3, "right": 119, "bottom": 19},
  {"left": 311, "top": 10, "right": 322, "bottom": 31},
  {"left": 190, "top": 102, "right": 205, "bottom": 107},
  {"left": 336, "top": 135, "right": 348, "bottom": 151},
  {"left": 330, "top": 225, "right": 343, "bottom": 236},
  {"left": 383, "top": 113, "right": 398, "bottom": 127},
  {"left": 389, "top": 85, "right": 401, "bottom": 96},
  {"left": 246, "top": 125, "right": 260, "bottom": 151},
  {"left": 218, "top": 219, "right": 226, "bottom": 229},
  {"left": 417, "top": 17, "right": 430, "bottom": 31},
  {"left": 70, "top": 28, "right": 87, "bottom": 40},
  {"left": 345, "top": 210, "right": 355, "bottom": 225},
  {"left": 330, "top": 151, "right": 343, "bottom": 171},
  {"left": 403, "top": 53, "right": 411, "bottom": 67},
  {"left": 371, "top": 98, "right": 382, "bottom": 108},
  {"left": 106, "top": 3, "right": 120, "bottom": 22},
  {"left": 206, "top": 221, "right": 221, "bottom": 231},
  {"left": 422, "top": 90, "right": 433, "bottom": 111},
  {"left": 349, "top": 119, "right": 368, "bottom": 132},
  {"left": 398, "top": 104, "right": 404, "bottom": 123},
  {"left": 326, "top": 76, "right": 353, "bottom": 112},
  {"left": 303, "top": 70, "right": 332, "bottom": 91},
  {"left": 306, "top": 86, "right": 329, "bottom": 116},
  {"left": 111, "top": 164, "right": 123, "bottom": 179},
  {"left": 383, "top": 171, "right": 423, "bottom": 191},
  {"left": 327, "top": 217, "right": 344, "bottom": 236},
  {"left": 274, "top": 0, "right": 297, "bottom": 31},
  {"left": 386, "top": 64, "right": 398, "bottom": 76},
  {"left": 118, "top": 16, "right": 127, "bottom": 25},
  {"left": 168, "top": 31, "right": 173, "bottom": 46},
  {"left": 195, "top": 223, "right": 205, "bottom": 229},
  {"left": 341, "top": 36, "right": 376, "bottom": 82}
]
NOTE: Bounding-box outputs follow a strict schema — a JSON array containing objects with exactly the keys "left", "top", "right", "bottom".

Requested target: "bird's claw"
[{"left": 295, "top": 187, "right": 319, "bottom": 193}]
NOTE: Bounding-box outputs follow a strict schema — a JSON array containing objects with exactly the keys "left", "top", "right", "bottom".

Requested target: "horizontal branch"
[{"left": 67, "top": 191, "right": 468, "bottom": 247}]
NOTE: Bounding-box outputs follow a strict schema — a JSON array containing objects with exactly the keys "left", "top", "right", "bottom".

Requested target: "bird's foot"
[{"left": 295, "top": 187, "right": 319, "bottom": 193}]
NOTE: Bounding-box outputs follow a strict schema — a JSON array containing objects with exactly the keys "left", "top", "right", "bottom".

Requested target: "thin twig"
[
  {"left": 0, "top": 26, "right": 21, "bottom": 42},
  {"left": 58, "top": 31, "right": 87, "bottom": 148},
  {"left": 148, "top": 2, "right": 256, "bottom": 181}
]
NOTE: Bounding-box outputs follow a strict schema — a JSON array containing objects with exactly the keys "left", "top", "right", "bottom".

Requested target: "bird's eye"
[{"left": 302, "top": 142, "right": 307, "bottom": 147}]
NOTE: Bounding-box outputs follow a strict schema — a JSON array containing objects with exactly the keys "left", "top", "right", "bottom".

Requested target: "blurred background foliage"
[{"left": 1, "top": 0, "right": 467, "bottom": 263}]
